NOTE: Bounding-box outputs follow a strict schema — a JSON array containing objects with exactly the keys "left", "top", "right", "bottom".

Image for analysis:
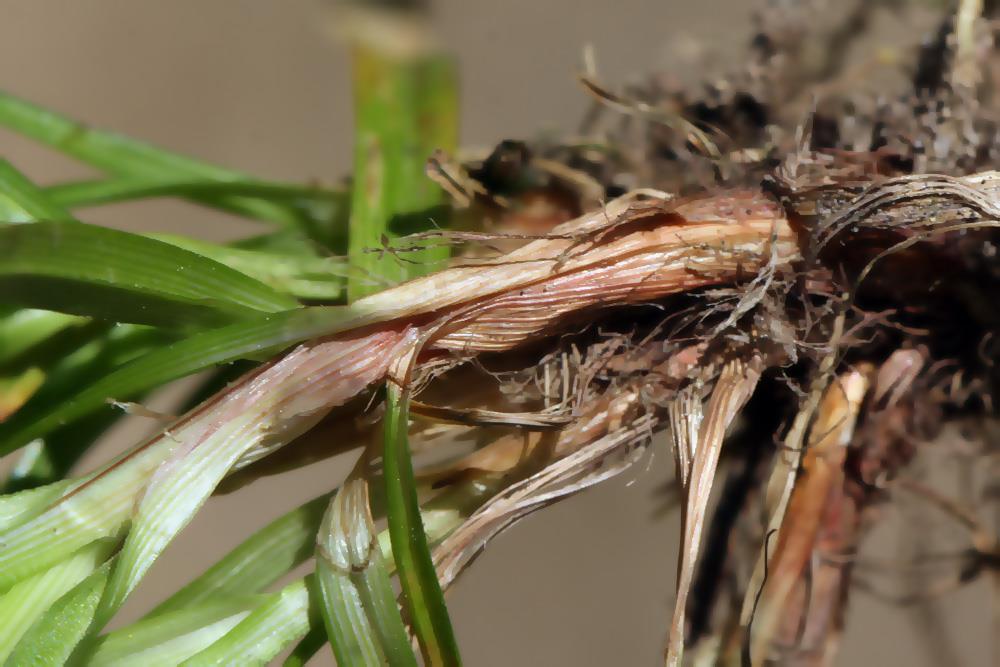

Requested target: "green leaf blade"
[
  {"left": 0, "top": 92, "right": 333, "bottom": 233},
  {"left": 5, "top": 560, "right": 111, "bottom": 667},
  {"left": 383, "top": 384, "right": 462, "bottom": 666},
  {"left": 0, "top": 309, "right": 86, "bottom": 367},
  {"left": 46, "top": 177, "right": 347, "bottom": 212},
  {"left": 151, "top": 493, "right": 331, "bottom": 617},
  {"left": 1, "top": 323, "right": 168, "bottom": 492},
  {"left": 0, "top": 306, "right": 356, "bottom": 459},
  {"left": 0, "top": 222, "right": 299, "bottom": 328},
  {"left": 147, "top": 234, "right": 346, "bottom": 303},
  {"left": 0, "top": 538, "right": 115, "bottom": 661},
  {"left": 179, "top": 579, "right": 313, "bottom": 667},
  {"left": 0, "top": 158, "right": 75, "bottom": 224},
  {"left": 85, "top": 596, "right": 259, "bottom": 667}
]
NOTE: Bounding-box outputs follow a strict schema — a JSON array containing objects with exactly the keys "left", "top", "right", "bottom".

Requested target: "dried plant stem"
[
  {"left": 666, "top": 357, "right": 762, "bottom": 666},
  {"left": 954, "top": 0, "right": 984, "bottom": 90},
  {"left": 747, "top": 369, "right": 869, "bottom": 664}
]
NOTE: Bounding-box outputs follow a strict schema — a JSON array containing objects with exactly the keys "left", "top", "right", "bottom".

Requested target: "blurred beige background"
[{"left": 0, "top": 1, "right": 991, "bottom": 665}]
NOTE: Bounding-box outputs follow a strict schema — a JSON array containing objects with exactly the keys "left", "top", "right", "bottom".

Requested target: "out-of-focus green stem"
[
  {"left": 0, "top": 92, "right": 337, "bottom": 238},
  {"left": 1, "top": 324, "right": 169, "bottom": 492},
  {"left": 347, "top": 31, "right": 458, "bottom": 301},
  {"left": 0, "top": 309, "right": 86, "bottom": 367},
  {"left": 0, "top": 158, "right": 75, "bottom": 223}
]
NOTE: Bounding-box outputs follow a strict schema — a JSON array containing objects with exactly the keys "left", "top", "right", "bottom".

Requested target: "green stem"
[
  {"left": 347, "top": 42, "right": 458, "bottom": 300},
  {"left": 383, "top": 383, "right": 462, "bottom": 666}
]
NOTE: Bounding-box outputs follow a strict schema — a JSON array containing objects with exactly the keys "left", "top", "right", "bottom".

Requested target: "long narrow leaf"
[
  {"left": 0, "top": 480, "right": 72, "bottom": 532},
  {"left": 0, "top": 467, "right": 153, "bottom": 594},
  {"left": 0, "top": 538, "right": 115, "bottom": 661},
  {"left": 0, "top": 92, "right": 238, "bottom": 179},
  {"left": 147, "top": 233, "right": 346, "bottom": 302},
  {"left": 0, "top": 222, "right": 299, "bottom": 328},
  {"left": 151, "top": 493, "right": 331, "bottom": 616},
  {"left": 0, "top": 162, "right": 123, "bottom": 490},
  {"left": 0, "top": 158, "right": 74, "bottom": 223},
  {"left": 0, "top": 314, "right": 402, "bottom": 594},
  {"left": 47, "top": 177, "right": 351, "bottom": 253},
  {"left": 85, "top": 597, "right": 259, "bottom": 666},
  {"left": 89, "top": 326, "right": 400, "bottom": 628},
  {"left": 46, "top": 177, "right": 346, "bottom": 211},
  {"left": 0, "top": 92, "right": 322, "bottom": 231},
  {"left": 91, "top": 410, "right": 295, "bottom": 628},
  {"left": 0, "top": 306, "right": 355, "bottom": 459},
  {"left": 4, "top": 299, "right": 255, "bottom": 494},
  {"left": 0, "top": 309, "right": 86, "bottom": 367},
  {"left": 383, "top": 382, "right": 462, "bottom": 666},
  {"left": 1, "top": 324, "right": 169, "bottom": 491},
  {"left": 5, "top": 560, "right": 111, "bottom": 667},
  {"left": 179, "top": 579, "right": 314, "bottom": 667}
]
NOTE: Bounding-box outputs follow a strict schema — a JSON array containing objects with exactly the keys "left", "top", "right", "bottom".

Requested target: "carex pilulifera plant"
[{"left": 3, "top": 1, "right": 1000, "bottom": 665}]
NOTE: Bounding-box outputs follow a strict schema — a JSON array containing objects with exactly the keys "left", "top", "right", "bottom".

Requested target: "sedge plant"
[{"left": 4, "top": 2, "right": 1000, "bottom": 666}]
